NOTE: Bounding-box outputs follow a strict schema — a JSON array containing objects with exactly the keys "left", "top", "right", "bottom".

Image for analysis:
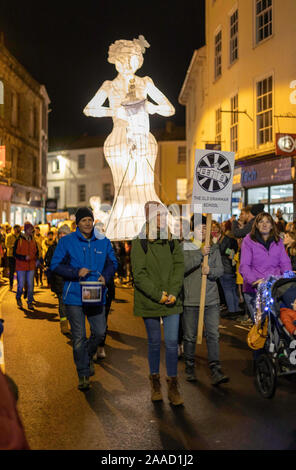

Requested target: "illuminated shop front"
[{"left": 233, "top": 156, "right": 295, "bottom": 221}]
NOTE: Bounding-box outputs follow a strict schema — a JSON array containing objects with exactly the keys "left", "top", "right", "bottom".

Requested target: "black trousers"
[{"left": 7, "top": 257, "right": 15, "bottom": 289}]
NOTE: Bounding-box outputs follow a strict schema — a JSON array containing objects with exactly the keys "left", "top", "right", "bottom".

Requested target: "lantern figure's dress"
[{"left": 83, "top": 36, "right": 175, "bottom": 240}]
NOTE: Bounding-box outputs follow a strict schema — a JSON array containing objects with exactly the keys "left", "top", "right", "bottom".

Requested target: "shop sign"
[
  {"left": 0, "top": 146, "right": 5, "bottom": 168},
  {"left": 240, "top": 157, "right": 291, "bottom": 188},
  {"left": 192, "top": 150, "right": 235, "bottom": 213},
  {"left": 276, "top": 133, "right": 296, "bottom": 155},
  {"left": 45, "top": 198, "right": 57, "bottom": 212}
]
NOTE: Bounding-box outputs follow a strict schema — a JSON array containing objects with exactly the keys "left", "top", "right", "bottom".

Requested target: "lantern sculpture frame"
[{"left": 83, "top": 35, "right": 175, "bottom": 240}]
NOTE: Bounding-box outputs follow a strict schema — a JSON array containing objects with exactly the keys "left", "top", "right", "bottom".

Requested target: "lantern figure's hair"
[{"left": 108, "top": 35, "right": 150, "bottom": 66}]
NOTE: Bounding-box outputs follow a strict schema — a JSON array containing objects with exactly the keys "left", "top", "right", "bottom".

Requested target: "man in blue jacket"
[{"left": 50, "top": 207, "right": 117, "bottom": 391}]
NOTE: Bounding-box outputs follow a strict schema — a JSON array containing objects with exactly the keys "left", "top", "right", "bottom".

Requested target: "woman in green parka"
[{"left": 131, "top": 201, "right": 184, "bottom": 406}]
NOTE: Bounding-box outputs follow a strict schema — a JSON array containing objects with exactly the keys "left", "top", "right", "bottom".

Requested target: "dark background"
[{"left": 0, "top": 0, "right": 205, "bottom": 146}]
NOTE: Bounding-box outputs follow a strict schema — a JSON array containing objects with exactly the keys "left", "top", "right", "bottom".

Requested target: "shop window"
[
  {"left": 230, "top": 94, "right": 238, "bottom": 152},
  {"left": 214, "top": 29, "right": 222, "bottom": 80},
  {"left": 176, "top": 178, "right": 187, "bottom": 201},
  {"left": 256, "top": 76, "right": 273, "bottom": 145},
  {"left": 230, "top": 9, "right": 238, "bottom": 64},
  {"left": 247, "top": 186, "right": 268, "bottom": 207},
  {"left": 255, "top": 0, "right": 272, "bottom": 44}
]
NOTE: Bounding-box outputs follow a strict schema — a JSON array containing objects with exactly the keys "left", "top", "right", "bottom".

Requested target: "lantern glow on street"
[{"left": 83, "top": 35, "right": 175, "bottom": 240}]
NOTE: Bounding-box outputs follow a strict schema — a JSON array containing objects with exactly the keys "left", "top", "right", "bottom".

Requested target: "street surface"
[{"left": 1, "top": 280, "right": 296, "bottom": 450}]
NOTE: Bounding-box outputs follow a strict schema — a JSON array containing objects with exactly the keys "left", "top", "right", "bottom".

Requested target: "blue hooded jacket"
[{"left": 50, "top": 228, "right": 118, "bottom": 306}]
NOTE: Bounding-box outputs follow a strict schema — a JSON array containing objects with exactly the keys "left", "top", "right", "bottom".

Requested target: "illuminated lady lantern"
[{"left": 83, "top": 35, "right": 175, "bottom": 240}]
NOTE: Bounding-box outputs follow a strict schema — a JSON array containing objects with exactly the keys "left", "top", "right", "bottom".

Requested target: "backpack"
[{"left": 130, "top": 238, "right": 176, "bottom": 285}]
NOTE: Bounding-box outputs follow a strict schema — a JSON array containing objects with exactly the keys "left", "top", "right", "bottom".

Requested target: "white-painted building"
[{"left": 47, "top": 136, "right": 114, "bottom": 218}]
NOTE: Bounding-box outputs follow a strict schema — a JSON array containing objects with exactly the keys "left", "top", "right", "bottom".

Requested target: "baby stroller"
[{"left": 253, "top": 274, "right": 296, "bottom": 398}]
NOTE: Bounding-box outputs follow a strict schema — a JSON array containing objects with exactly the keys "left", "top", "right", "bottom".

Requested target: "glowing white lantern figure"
[
  {"left": 89, "top": 196, "right": 109, "bottom": 225},
  {"left": 83, "top": 35, "right": 175, "bottom": 240}
]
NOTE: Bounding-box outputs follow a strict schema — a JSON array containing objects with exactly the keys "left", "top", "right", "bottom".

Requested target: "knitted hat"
[
  {"left": 282, "top": 286, "right": 296, "bottom": 308},
  {"left": 144, "top": 201, "right": 168, "bottom": 221},
  {"left": 250, "top": 203, "right": 265, "bottom": 216},
  {"left": 75, "top": 207, "right": 94, "bottom": 225},
  {"left": 58, "top": 224, "right": 71, "bottom": 236}
]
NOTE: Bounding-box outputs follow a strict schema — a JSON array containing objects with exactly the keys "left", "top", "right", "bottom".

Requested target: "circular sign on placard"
[{"left": 196, "top": 152, "right": 232, "bottom": 193}]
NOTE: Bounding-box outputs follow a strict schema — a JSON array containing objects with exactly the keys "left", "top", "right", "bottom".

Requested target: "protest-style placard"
[{"left": 192, "top": 150, "right": 235, "bottom": 344}]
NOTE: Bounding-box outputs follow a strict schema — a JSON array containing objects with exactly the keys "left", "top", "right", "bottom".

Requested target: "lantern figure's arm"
[
  {"left": 145, "top": 77, "right": 175, "bottom": 117},
  {"left": 83, "top": 81, "right": 114, "bottom": 118}
]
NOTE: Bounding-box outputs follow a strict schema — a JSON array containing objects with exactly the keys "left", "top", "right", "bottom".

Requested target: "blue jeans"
[
  {"left": 16, "top": 270, "right": 35, "bottom": 305},
  {"left": 244, "top": 292, "right": 256, "bottom": 322},
  {"left": 182, "top": 305, "right": 220, "bottom": 365},
  {"left": 219, "top": 273, "right": 239, "bottom": 313},
  {"left": 66, "top": 305, "right": 106, "bottom": 378},
  {"left": 143, "top": 314, "right": 180, "bottom": 377}
]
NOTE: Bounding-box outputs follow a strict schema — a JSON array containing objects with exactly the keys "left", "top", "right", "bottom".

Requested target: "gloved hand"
[{"left": 159, "top": 291, "right": 168, "bottom": 304}]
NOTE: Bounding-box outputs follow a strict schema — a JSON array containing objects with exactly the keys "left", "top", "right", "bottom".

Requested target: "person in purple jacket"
[{"left": 240, "top": 212, "right": 292, "bottom": 322}]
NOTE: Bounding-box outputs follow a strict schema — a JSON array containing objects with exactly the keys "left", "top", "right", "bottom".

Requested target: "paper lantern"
[{"left": 83, "top": 35, "right": 175, "bottom": 240}]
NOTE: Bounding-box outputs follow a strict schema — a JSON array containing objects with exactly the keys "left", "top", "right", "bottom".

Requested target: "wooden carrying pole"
[{"left": 197, "top": 213, "right": 212, "bottom": 344}]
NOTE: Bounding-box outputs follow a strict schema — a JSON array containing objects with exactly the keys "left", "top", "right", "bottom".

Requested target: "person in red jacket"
[
  {"left": 0, "top": 319, "right": 30, "bottom": 450},
  {"left": 14, "top": 222, "right": 39, "bottom": 310},
  {"left": 280, "top": 286, "right": 296, "bottom": 336}
]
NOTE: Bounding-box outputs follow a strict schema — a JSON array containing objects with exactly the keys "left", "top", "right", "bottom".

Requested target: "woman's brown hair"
[
  {"left": 250, "top": 212, "right": 280, "bottom": 243},
  {"left": 285, "top": 230, "right": 296, "bottom": 256}
]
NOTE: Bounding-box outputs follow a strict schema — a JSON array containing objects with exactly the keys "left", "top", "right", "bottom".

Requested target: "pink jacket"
[{"left": 240, "top": 234, "right": 292, "bottom": 293}]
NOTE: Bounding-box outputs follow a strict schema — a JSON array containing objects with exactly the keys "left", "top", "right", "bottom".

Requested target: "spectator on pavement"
[
  {"left": 182, "top": 214, "right": 228, "bottom": 386},
  {"left": 34, "top": 226, "right": 44, "bottom": 287},
  {"left": 232, "top": 204, "right": 264, "bottom": 239},
  {"left": 14, "top": 222, "right": 40, "bottom": 310},
  {"left": 212, "top": 220, "right": 241, "bottom": 318},
  {"left": 45, "top": 224, "right": 71, "bottom": 335},
  {"left": 50, "top": 207, "right": 117, "bottom": 391},
  {"left": 5, "top": 225, "right": 21, "bottom": 291},
  {"left": 283, "top": 229, "right": 296, "bottom": 271},
  {"left": 131, "top": 201, "right": 185, "bottom": 406}
]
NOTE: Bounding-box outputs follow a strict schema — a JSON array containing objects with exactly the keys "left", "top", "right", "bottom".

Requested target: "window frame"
[
  {"left": 214, "top": 27, "right": 222, "bottom": 81},
  {"left": 256, "top": 74, "right": 273, "bottom": 147}
]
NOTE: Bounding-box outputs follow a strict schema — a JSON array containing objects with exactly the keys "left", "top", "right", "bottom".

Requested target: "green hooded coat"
[{"left": 131, "top": 237, "right": 184, "bottom": 317}]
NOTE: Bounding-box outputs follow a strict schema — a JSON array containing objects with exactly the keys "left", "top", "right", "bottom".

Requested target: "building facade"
[
  {"left": 0, "top": 35, "right": 50, "bottom": 225},
  {"left": 153, "top": 122, "right": 187, "bottom": 212},
  {"left": 179, "top": 0, "right": 296, "bottom": 220},
  {"left": 47, "top": 136, "right": 114, "bottom": 224}
]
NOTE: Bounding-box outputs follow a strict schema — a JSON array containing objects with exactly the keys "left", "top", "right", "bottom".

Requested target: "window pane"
[{"left": 247, "top": 186, "right": 268, "bottom": 206}]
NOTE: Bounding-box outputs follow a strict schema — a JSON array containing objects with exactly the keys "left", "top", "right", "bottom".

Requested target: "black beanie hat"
[
  {"left": 75, "top": 207, "right": 94, "bottom": 225},
  {"left": 282, "top": 286, "right": 296, "bottom": 308},
  {"left": 250, "top": 203, "right": 265, "bottom": 216}
]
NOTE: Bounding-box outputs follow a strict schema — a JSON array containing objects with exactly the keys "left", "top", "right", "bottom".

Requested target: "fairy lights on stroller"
[{"left": 255, "top": 271, "right": 296, "bottom": 325}]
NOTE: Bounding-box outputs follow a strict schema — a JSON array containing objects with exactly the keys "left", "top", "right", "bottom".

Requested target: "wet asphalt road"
[{"left": 1, "top": 280, "right": 296, "bottom": 451}]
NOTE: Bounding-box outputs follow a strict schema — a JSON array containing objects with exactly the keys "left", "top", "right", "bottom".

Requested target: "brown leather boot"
[
  {"left": 166, "top": 376, "right": 184, "bottom": 406},
  {"left": 149, "top": 374, "right": 163, "bottom": 402}
]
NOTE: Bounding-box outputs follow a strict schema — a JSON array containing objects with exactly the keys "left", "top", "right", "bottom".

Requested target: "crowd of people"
[{"left": 2, "top": 201, "right": 296, "bottom": 448}]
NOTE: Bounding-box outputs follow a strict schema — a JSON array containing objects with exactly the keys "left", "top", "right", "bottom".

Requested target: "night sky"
[{"left": 0, "top": 0, "right": 205, "bottom": 148}]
